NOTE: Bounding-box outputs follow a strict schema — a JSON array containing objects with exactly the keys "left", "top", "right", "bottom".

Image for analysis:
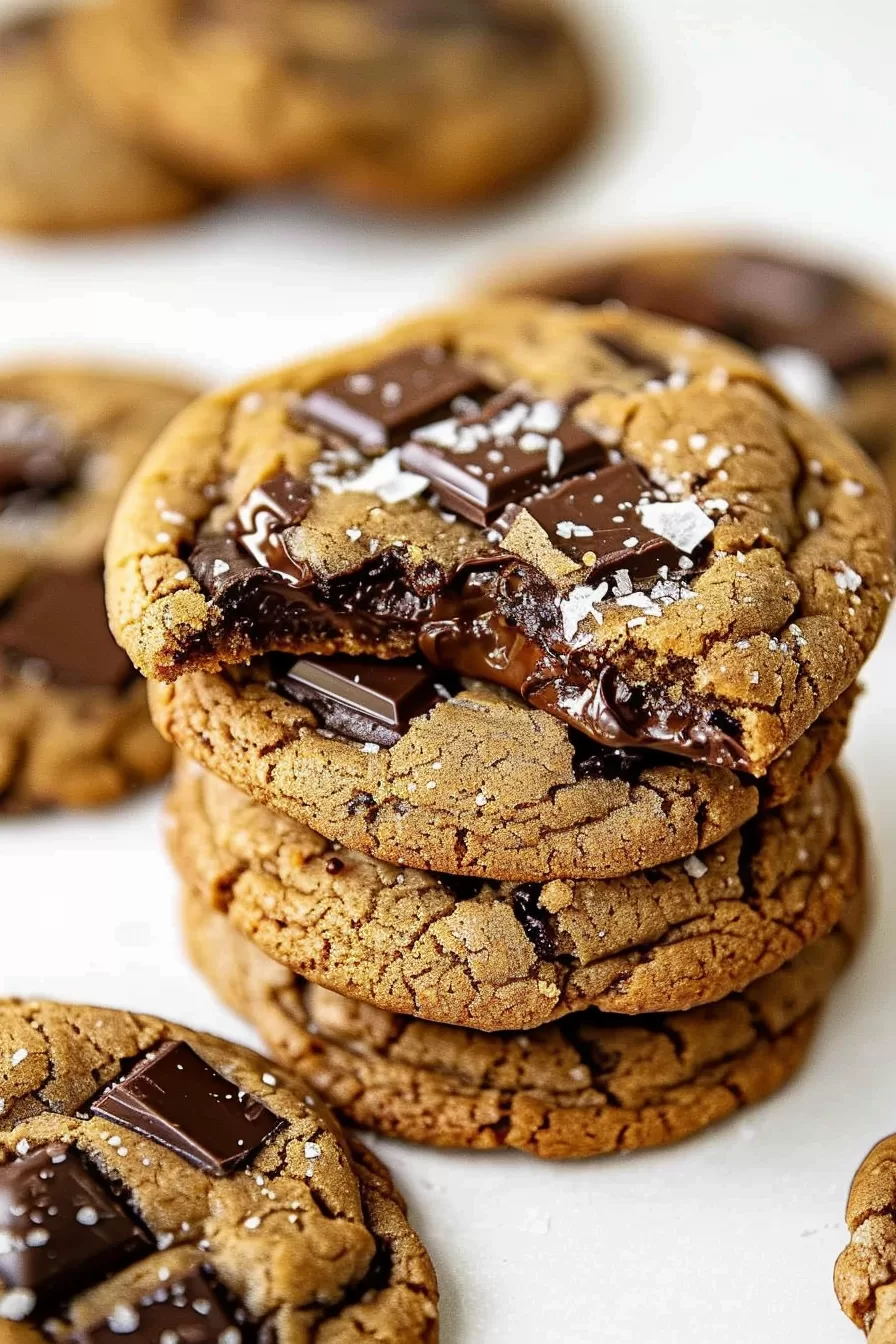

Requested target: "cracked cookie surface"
[
  {"left": 107, "top": 301, "right": 893, "bottom": 785},
  {"left": 0, "top": 998, "right": 438, "bottom": 1341},
  {"left": 487, "top": 237, "right": 896, "bottom": 501},
  {"left": 836, "top": 1135, "right": 896, "bottom": 1342},
  {"left": 57, "top": 0, "right": 594, "bottom": 208},
  {"left": 0, "top": 365, "right": 196, "bottom": 810},
  {"left": 183, "top": 874, "right": 864, "bottom": 1159},
  {"left": 150, "top": 669, "right": 851, "bottom": 880},
  {"left": 0, "top": 11, "right": 204, "bottom": 235},
  {"left": 167, "top": 754, "right": 859, "bottom": 1031}
]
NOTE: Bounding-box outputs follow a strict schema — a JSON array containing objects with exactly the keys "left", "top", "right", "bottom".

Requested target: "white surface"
[{"left": 1, "top": 0, "right": 895, "bottom": 1339}]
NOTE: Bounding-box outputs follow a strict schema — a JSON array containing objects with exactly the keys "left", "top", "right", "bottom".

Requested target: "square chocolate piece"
[
  {"left": 0, "top": 570, "right": 133, "bottom": 689},
  {"left": 300, "top": 346, "right": 487, "bottom": 455},
  {"left": 277, "top": 654, "right": 448, "bottom": 747},
  {"left": 522, "top": 461, "right": 698, "bottom": 581},
  {"left": 0, "top": 1144, "right": 149, "bottom": 1310},
  {"left": 400, "top": 390, "right": 606, "bottom": 527},
  {"left": 91, "top": 1041, "right": 283, "bottom": 1176},
  {"left": 72, "top": 1269, "right": 242, "bottom": 1344}
]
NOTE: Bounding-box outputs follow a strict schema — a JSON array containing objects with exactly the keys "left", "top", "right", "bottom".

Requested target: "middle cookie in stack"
[{"left": 106, "top": 299, "right": 893, "bottom": 1155}]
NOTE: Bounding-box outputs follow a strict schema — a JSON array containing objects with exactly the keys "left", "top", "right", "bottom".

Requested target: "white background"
[{"left": 2, "top": 1, "right": 896, "bottom": 1339}]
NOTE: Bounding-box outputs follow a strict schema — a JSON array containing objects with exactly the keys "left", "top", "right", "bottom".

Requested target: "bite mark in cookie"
[{"left": 108, "top": 303, "right": 895, "bottom": 781}]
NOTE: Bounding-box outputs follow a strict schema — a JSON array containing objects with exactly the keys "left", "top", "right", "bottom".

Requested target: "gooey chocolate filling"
[
  {"left": 187, "top": 346, "right": 749, "bottom": 769},
  {"left": 189, "top": 481, "right": 745, "bottom": 769}
]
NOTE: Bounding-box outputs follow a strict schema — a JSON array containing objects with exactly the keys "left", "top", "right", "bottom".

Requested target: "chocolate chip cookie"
[
  {"left": 167, "top": 753, "right": 860, "bottom": 1031},
  {"left": 57, "top": 0, "right": 595, "bottom": 209},
  {"left": 836, "top": 1133, "right": 896, "bottom": 1342},
  {"left": 106, "top": 301, "right": 890, "bottom": 871},
  {"left": 487, "top": 238, "right": 896, "bottom": 499},
  {"left": 0, "top": 998, "right": 438, "bottom": 1340},
  {"left": 1, "top": 365, "right": 197, "bottom": 810},
  {"left": 183, "top": 874, "right": 864, "bottom": 1159},
  {"left": 0, "top": 11, "right": 204, "bottom": 235}
]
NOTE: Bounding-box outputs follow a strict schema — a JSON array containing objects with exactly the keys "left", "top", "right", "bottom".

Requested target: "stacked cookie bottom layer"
[{"left": 169, "top": 754, "right": 866, "bottom": 1160}]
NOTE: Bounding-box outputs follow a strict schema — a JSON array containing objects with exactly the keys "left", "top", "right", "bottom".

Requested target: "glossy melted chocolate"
[{"left": 187, "top": 346, "right": 745, "bottom": 768}]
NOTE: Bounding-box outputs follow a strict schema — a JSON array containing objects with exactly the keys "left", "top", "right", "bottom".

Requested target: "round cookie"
[
  {"left": 486, "top": 237, "right": 896, "bottom": 499},
  {"left": 107, "top": 298, "right": 889, "bottom": 873},
  {"left": 0, "top": 998, "right": 438, "bottom": 1341},
  {"left": 167, "top": 754, "right": 860, "bottom": 1032},
  {"left": 57, "top": 0, "right": 595, "bottom": 209},
  {"left": 183, "top": 877, "right": 864, "bottom": 1159},
  {"left": 836, "top": 1135, "right": 896, "bottom": 1342},
  {"left": 1, "top": 365, "right": 197, "bottom": 810},
  {"left": 149, "top": 666, "right": 851, "bottom": 880},
  {"left": 0, "top": 11, "right": 204, "bottom": 235},
  {"left": 107, "top": 302, "right": 894, "bottom": 773}
]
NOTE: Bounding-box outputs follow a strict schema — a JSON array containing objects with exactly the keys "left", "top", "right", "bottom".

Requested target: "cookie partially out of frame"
[
  {"left": 183, "top": 872, "right": 864, "bottom": 1160},
  {"left": 486, "top": 236, "right": 896, "bottom": 499},
  {"left": 836, "top": 1135, "right": 896, "bottom": 1342},
  {"left": 57, "top": 0, "right": 595, "bottom": 209},
  {"left": 0, "top": 998, "right": 438, "bottom": 1341},
  {"left": 0, "top": 11, "right": 203, "bottom": 235},
  {"left": 0, "top": 365, "right": 197, "bottom": 810},
  {"left": 167, "top": 753, "right": 859, "bottom": 1031}
]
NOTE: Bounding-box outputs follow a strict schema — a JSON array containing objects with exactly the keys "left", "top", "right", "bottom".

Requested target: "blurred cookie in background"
[
  {"left": 0, "top": 365, "right": 198, "bottom": 810},
  {"left": 486, "top": 238, "right": 896, "bottom": 496},
  {"left": 56, "top": 0, "right": 597, "bottom": 211},
  {"left": 0, "top": 9, "right": 205, "bottom": 235}
]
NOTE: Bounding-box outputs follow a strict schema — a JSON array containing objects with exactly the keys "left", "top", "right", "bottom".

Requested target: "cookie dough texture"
[
  {"left": 0, "top": 998, "right": 438, "bottom": 1341},
  {"left": 1, "top": 365, "right": 197, "bottom": 810},
  {"left": 167, "top": 755, "right": 860, "bottom": 1031},
  {"left": 836, "top": 1136, "right": 896, "bottom": 1342},
  {"left": 107, "top": 301, "right": 894, "bottom": 771},
  {"left": 487, "top": 237, "right": 896, "bottom": 499},
  {"left": 57, "top": 0, "right": 595, "bottom": 209},
  {"left": 183, "top": 877, "right": 864, "bottom": 1159},
  {"left": 0, "top": 12, "right": 203, "bottom": 235},
  {"left": 150, "top": 670, "right": 849, "bottom": 881}
]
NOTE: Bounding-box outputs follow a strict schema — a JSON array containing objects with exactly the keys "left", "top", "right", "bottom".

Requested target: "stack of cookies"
[{"left": 105, "top": 299, "right": 894, "bottom": 1158}]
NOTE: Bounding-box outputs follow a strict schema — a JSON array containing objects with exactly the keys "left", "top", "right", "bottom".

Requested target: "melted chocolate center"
[
  {"left": 186, "top": 345, "right": 745, "bottom": 769},
  {"left": 0, "top": 401, "right": 80, "bottom": 514}
]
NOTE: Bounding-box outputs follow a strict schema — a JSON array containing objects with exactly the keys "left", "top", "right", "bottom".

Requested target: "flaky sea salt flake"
[{"left": 639, "top": 499, "right": 714, "bottom": 552}]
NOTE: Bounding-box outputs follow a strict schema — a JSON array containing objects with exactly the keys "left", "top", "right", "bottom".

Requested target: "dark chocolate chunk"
[
  {"left": 710, "top": 252, "right": 842, "bottom": 331},
  {"left": 228, "top": 470, "right": 312, "bottom": 581},
  {"left": 400, "top": 389, "right": 605, "bottom": 527},
  {"left": 300, "top": 346, "right": 487, "bottom": 456},
  {"left": 596, "top": 335, "right": 670, "bottom": 382},
  {"left": 521, "top": 460, "right": 702, "bottom": 580},
  {"left": 0, "top": 570, "right": 133, "bottom": 689},
  {"left": 71, "top": 1269, "right": 242, "bottom": 1344},
  {"left": 0, "top": 401, "right": 78, "bottom": 504},
  {"left": 276, "top": 654, "right": 450, "bottom": 748},
  {"left": 572, "top": 739, "right": 649, "bottom": 785},
  {"left": 0, "top": 1144, "right": 149, "bottom": 1311},
  {"left": 518, "top": 462, "right": 687, "bottom": 577},
  {"left": 438, "top": 872, "right": 484, "bottom": 901},
  {"left": 91, "top": 1040, "right": 283, "bottom": 1176},
  {"left": 511, "top": 884, "right": 557, "bottom": 960},
  {"left": 0, "top": 14, "right": 52, "bottom": 61}
]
